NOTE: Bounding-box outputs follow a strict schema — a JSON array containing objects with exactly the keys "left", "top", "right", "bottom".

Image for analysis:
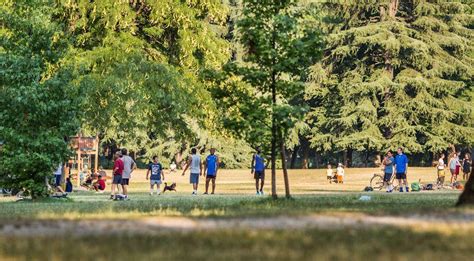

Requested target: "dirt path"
[{"left": 1, "top": 212, "right": 473, "bottom": 236}]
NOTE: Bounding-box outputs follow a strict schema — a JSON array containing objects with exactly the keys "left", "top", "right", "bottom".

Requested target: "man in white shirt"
[{"left": 121, "top": 148, "right": 136, "bottom": 200}]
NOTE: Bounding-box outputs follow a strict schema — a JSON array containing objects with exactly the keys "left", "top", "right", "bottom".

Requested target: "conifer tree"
[{"left": 306, "top": 0, "right": 474, "bottom": 158}]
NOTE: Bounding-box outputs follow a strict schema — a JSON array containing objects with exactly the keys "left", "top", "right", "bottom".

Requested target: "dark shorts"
[
  {"left": 190, "top": 173, "right": 200, "bottom": 184},
  {"left": 206, "top": 175, "right": 216, "bottom": 179},
  {"left": 121, "top": 178, "right": 129, "bottom": 185},
  {"left": 254, "top": 170, "right": 265, "bottom": 180},
  {"left": 112, "top": 175, "right": 122, "bottom": 184},
  {"left": 383, "top": 172, "right": 393, "bottom": 182},
  {"left": 396, "top": 172, "right": 406, "bottom": 179},
  {"left": 55, "top": 175, "right": 62, "bottom": 186}
]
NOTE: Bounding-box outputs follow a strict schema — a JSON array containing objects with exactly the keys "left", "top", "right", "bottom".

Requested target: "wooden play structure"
[{"left": 68, "top": 134, "right": 99, "bottom": 187}]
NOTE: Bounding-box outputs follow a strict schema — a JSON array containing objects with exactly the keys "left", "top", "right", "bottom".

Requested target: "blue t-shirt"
[
  {"left": 394, "top": 154, "right": 408, "bottom": 173},
  {"left": 255, "top": 154, "right": 265, "bottom": 172},
  {"left": 148, "top": 162, "right": 162, "bottom": 180},
  {"left": 384, "top": 156, "right": 394, "bottom": 174},
  {"left": 206, "top": 154, "right": 218, "bottom": 176}
]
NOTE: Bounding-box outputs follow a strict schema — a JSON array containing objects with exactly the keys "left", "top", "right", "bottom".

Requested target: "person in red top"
[
  {"left": 93, "top": 175, "right": 106, "bottom": 192},
  {"left": 110, "top": 151, "right": 124, "bottom": 199}
]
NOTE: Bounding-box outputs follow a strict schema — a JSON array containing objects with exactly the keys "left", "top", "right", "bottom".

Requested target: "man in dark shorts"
[
  {"left": 382, "top": 151, "right": 394, "bottom": 192},
  {"left": 53, "top": 163, "right": 66, "bottom": 195},
  {"left": 204, "top": 148, "right": 219, "bottom": 194},
  {"left": 120, "top": 148, "right": 136, "bottom": 200},
  {"left": 110, "top": 151, "right": 124, "bottom": 199},
  {"left": 394, "top": 147, "right": 409, "bottom": 192},
  {"left": 251, "top": 147, "right": 266, "bottom": 195}
]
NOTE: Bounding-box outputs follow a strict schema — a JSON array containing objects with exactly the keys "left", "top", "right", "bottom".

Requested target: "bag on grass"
[
  {"left": 411, "top": 182, "right": 421, "bottom": 192},
  {"left": 363, "top": 186, "right": 373, "bottom": 192}
]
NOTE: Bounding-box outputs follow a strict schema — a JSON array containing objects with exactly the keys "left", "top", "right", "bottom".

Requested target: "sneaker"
[
  {"left": 405, "top": 187, "right": 409, "bottom": 192},
  {"left": 157, "top": 191, "right": 161, "bottom": 195},
  {"left": 260, "top": 190, "right": 264, "bottom": 196},
  {"left": 150, "top": 192, "right": 153, "bottom": 196},
  {"left": 256, "top": 191, "right": 260, "bottom": 196},
  {"left": 203, "top": 192, "right": 208, "bottom": 195},
  {"left": 109, "top": 195, "right": 115, "bottom": 200},
  {"left": 399, "top": 188, "right": 403, "bottom": 192}
]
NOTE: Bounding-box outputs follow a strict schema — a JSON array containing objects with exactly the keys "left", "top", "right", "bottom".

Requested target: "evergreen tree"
[{"left": 306, "top": 0, "right": 474, "bottom": 158}]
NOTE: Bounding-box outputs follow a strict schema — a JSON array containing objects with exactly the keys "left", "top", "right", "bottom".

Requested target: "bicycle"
[{"left": 370, "top": 171, "right": 399, "bottom": 191}]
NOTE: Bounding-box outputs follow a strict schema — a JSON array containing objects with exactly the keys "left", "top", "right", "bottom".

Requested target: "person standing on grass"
[
  {"left": 336, "top": 163, "right": 345, "bottom": 184},
  {"left": 53, "top": 163, "right": 66, "bottom": 195},
  {"left": 394, "top": 147, "right": 409, "bottom": 192},
  {"left": 120, "top": 148, "right": 136, "bottom": 200},
  {"left": 437, "top": 154, "right": 446, "bottom": 187},
  {"left": 449, "top": 152, "right": 460, "bottom": 184},
  {"left": 146, "top": 156, "right": 164, "bottom": 195},
  {"left": 462, "top": 153, "right": 471, "bottom": 181},
  {"left": 251, "top": 147, "right": 265, "bottom": 195},
  {"left": 383, "top": 151, "right": 394, "bottom": 192},
  {"left": 110, "top": 151, "right": 124, "bottom": 200},
  {"left": 204, "top": 148, "right": 219, "bottom": 195},
  {"left": 181, "top": 148, "right": 202, "bottom": 195},
  {"left": 326, "top": 164, "right": 333, "bottom": 184}
]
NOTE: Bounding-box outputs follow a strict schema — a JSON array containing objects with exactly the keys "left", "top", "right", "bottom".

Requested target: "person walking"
[
  {"left": 146, "top": 156, "right": 164, "bottom": 195},
  {"left": 394, "top": 147, "right": 409, "bottom": 192},
  {"left": 203, "top": 148, "right": 219, "bottom": 195},
  {"left": 110, "top": 151, "right": 124, "bottom": 200},
  {"left": 181, "top": 148, "right": 202, "bottom": 195},
  {"left": 382, "top": 151, "right": 394, "bottom": 192},
  {"left": 251, "top": 147, "right": 266, "bottom": 195},
  {"left": 120, "top": 148, "right": 136, "bottom": 200},
  {"left": 336, "top": 163, "right": 345, "bottom": 184},
  {"left": 437, "top": 154, "right": 446, "bottom": 187},
  {"left": 462, "top": 153, "right": 472, "bottom": 181}
]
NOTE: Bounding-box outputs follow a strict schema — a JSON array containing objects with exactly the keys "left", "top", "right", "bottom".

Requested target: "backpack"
[{"left": 411, "top": 182, "right": 421, "bottom": 192}]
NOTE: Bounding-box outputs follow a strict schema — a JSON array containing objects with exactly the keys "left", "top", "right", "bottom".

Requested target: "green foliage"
[
  {"left": 0, "top": 0, "right": 81, "bottom": 198},
  {"left": 306, "top": 0, "right": 474, "bottom": 154}
]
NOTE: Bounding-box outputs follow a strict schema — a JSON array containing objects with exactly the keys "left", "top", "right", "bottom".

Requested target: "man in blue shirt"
[
  {"left": 383, "top": 151, "right": 395, "bottom": 193},
  {"left": 203, "top": 148, "right": 219, "bottom": 195},
  {"left": 251, "top": 147, "right": 266, "bottom": 195},
  {"left": 394, "top": 147, "right": 409, "bottom": 192}
]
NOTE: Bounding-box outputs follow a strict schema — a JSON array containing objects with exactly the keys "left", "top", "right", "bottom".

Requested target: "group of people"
[
  {"left": 437, "top": 151, "right": 471, "bottom": 186},
  {"left": 326, "top": 163, "right": 345, "bottom": 184},
  {"left": 106, "top": 146, "right": 267, "bottom": 199}
]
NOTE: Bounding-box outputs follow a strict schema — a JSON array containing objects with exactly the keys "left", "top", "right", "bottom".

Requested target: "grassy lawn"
[{"left": 0, "top": 168, "right": 472, "bottom": 260}]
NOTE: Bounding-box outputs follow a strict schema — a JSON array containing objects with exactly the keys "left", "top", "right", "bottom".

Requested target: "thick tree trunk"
[
  {"left": 280, "top": 141, "right": 291, "bottom": 198},
  {"left": 456, "top": 166, "right": 474, "bottom": 206}
]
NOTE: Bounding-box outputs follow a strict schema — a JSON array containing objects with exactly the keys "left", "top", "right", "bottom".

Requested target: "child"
[
  {"left": 146, "top": 156, "right": 165, "bottom": 195},
  {"left": 326, "top": 164, "right": 333, "bottom": 183},
  {"left": 93, "top": 175, "right": 106, "bottom": 193},
  {"left": 336, "top": 163, "right": 345, "bottom": 184}
]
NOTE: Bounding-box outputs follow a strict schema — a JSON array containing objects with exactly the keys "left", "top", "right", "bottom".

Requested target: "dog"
[{"left": 163, "top": 182, "right": 177, "bottom": 193}]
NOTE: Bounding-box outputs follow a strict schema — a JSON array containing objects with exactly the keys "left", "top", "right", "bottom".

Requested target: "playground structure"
[{"left": 67, "top": 134, "right": 99, "bottom": 188}]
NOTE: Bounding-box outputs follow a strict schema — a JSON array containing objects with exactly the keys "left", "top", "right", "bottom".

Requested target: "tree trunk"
[
  {"left": 270, "top": 26, "right": 278, "bottom": 199},
  {"left": 456, "top": 166, "right": 474, "bottom": 206},
  {"left": 290, "top": 145, "right": 299, "bottom": 169},
  {"left": 280, "top": 141, "right": 291, "bottom": 198}
]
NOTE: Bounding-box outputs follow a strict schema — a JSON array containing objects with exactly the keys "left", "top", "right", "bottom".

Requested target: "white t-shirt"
[
  {"left": 190, "top": 155, "right": 201, "bottom": 174},
  {"left": 336, "top": 167, "right": 345, "bottom": 176},
  {"left": 54, "top": 164, "right": 62, "bottom": 176},
  {"left": 438, "top": 158, "right": 445, "bottom": 170},
  {"left": 326, "top": 169, "right": 333, "bottom": 177}
]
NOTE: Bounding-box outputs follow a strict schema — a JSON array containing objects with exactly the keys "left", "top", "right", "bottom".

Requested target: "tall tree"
[
  {"left": 306, "top": 0, "right": 474, "bottom": 157},
  {"left": 212, "top": 0, "right": 322, "bottom": 198},
  {"left": 0, "top": 0, "right": 81, "bottom": 198}
]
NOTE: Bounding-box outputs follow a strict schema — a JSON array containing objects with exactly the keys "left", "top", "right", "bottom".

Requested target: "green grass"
[
  {"left": 0, "top": 192, "right": 465, "bottom": 220},
  {"left": 1, "top": 227, "right": 472, "bottom": 261}
]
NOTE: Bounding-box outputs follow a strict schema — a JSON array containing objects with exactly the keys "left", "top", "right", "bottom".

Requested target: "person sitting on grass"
[
  {"left": 93, "top": 175, "right": 106, "bottom": 193},
  {"left": 326, "top": 164, "right": 334, "bottom": 184},
  {"left": 81, "top": 173, "right": 94, "bottom": 190},
  {"left": 336, "top": 163, "right": 345, "bottom": 184},
  {"left": 65, "top": 177, "right": 73, "bottom": 193}
]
